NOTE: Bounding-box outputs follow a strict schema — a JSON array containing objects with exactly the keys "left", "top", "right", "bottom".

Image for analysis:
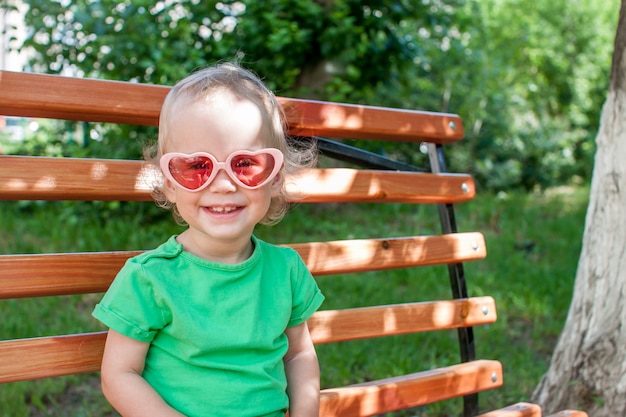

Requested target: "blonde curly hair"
[{"left": 144, "top": 62, "right": 316, "bottom": 226}]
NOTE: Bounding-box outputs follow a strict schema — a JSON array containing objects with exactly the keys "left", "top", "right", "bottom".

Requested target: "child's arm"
[
  {"left": 100, "top": 329, "right": 187, "bottom": 417},
  {"left": 284, "top": 322, "right": 320, "bottom": 417}
]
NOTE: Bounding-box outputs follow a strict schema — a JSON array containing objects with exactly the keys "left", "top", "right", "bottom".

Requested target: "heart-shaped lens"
[
  {"left": 230, "top": 153, "right": 276, "bottom": 187},
  {"left": 168, "top": 156, "right": 214, "bottom": 190}
]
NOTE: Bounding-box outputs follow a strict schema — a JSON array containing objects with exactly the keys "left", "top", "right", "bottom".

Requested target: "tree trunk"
[{"left": 531, "top": 2, "right": 626, "bottom": 415}]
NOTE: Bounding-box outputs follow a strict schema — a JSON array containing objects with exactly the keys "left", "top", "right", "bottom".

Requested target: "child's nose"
[{"left": 207, "top": 168, "right": 237, "bottom": 192}]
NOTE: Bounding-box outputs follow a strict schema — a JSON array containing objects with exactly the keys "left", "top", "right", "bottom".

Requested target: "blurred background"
[{"left": 0, "top": 0, "right": 618, "bottom": 192}]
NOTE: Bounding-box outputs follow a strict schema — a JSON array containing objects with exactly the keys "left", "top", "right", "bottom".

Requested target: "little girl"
[{"left": 92, "top": 63, "right": 324, "bottom": 417}]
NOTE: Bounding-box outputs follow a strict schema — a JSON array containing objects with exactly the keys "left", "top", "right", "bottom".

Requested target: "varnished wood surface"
[
  {"left": 0, "top": 334, "right": 499, "bottom": 397},
  {"left": 0, "top": 233, "right": 486, "bottom": 298},
  {"left": 287, "top": 168, "right": 475, "bottom": 203},
  {"left": 0, "top": 71, "right": 168, "bottom": 126},
  {"left": 0, "top": 70, "right": 464, "bottom": 143},
  {"left": 319, "top": 360, "right": 503, "bottom": 417},
  {"left": 0, "top": 156, "right": 157, "bottom": 201},
  {"left": 278, "top": 97, "right": 464, "bottom": 143},
  {"left": 292, "top": 232, "right": 487, "bottom": 277},
  {"left": 308, "top": 296, "right": 497, "bottom": 344},
  {"left": 0, "top": 156, "right": 475, "bottom": 203},
  {"left": 0, "top": 298, "right": 495, "bottom": 383},
  {"left": 0, "top": 332, "right": 106, "bottom": 383},
  {"left": 0, "top": 251, "right": 142, "bottom": 298}
]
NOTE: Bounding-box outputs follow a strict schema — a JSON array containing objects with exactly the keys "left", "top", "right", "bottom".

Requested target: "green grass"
[{"left": 0, "top": 186, "right": 589, "bottom": 416}]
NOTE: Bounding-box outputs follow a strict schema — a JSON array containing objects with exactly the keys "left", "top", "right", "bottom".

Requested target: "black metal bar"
[
  {"left": 427, "top": 143, "right": 478, "bottom": 417},
  {"left": 294, "top": 136, "right": 424, "bottom": 172}
]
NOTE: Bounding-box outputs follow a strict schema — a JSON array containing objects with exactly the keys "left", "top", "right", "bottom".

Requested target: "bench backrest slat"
[
  {"left": 0, "top": 297, "right": 496, "bottom": 384},
  {"left": 292, "top": 233, "right": 486, "bottom": 275},
  {"left": 0, "top": 233, "right": 486, "bottom": 299},
  {"left": 0, "top": 70, "right": 463, "bottom": 143},
  {"left": 288, "top": 168, "right": 474, "bottom": 203},
  {"left": 308, "top": 296, "right": 496, "bottom": 344},
  {"left": 0, "top": 332, "right": 106, "bottom": 383},
  {"left": 0, "top": 156, "right": 474, "bottom": 203}
]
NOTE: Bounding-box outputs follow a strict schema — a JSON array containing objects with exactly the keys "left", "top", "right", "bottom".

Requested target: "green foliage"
[
  {"left": 14, "top": 0, "right": 450, "bottom": 95},
  {"left": 447, "top": 0, "right": 618, "bottom": 190},
  {"left": 0, "top": 186, "right": 588, "bottom": 415},
  {"left": 3, "top": 0, "right": 617, "bottom": 190}
]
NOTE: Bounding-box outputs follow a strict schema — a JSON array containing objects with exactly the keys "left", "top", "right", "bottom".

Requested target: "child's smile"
[{"left": 207, "top": 205, "right": 240, "bottom": 214}]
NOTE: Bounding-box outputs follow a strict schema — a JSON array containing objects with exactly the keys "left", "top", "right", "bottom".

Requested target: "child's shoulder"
[
  {"left": 253, "top": 236, "right": 305, "bottom": 264},
  {"left": 254, "top": 235, "right": 294, "bottom": 254},
  {"left": 130, "top": 236, "right": 183, "bottom": 265}
]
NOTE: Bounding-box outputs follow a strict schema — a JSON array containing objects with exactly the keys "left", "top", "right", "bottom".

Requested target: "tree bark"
[{"left": 531, "top": 2, "right": 626, "bottom": 415}]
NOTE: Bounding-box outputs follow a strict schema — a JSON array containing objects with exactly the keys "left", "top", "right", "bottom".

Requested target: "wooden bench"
[{"left": 0, "top": 71, "right": 586, "bottom": 417}]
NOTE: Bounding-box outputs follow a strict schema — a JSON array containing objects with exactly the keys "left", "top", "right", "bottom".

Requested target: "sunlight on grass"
[{"left": 0, "top": 186, "right": 589, "bottom": 416}]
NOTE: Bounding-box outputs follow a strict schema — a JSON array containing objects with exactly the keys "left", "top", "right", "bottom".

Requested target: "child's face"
[{"left": 162, "top": 91, "right": 282, "bottom": 250}]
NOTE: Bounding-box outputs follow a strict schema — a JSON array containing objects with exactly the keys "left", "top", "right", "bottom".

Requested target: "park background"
[{"left": 0, "top": 1, "right": 619, "bottom": 416}]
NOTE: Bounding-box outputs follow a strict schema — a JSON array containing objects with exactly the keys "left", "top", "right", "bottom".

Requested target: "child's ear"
[
  {"left": 162, "top": 178, "right": 178, "bottom": 203},
  {"left": 270, "top": 172, "right": 283, "bottom": 197}
]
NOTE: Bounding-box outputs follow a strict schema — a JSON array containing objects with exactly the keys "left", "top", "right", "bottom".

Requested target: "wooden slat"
[
  {"left": 0, "top": 296, "right": 493, "bottom": 380},
  {"left": 0, "top": 156, "right": 157, "bottom": 201},
  {"left": 0, "top": 298, "right": 495, "bottom": 383},
  {"left": 0, "top": 70, "right": 464, "bottom": 143},
  {"left": 0, "top": 332, "right": 107, "bottom": 384},
  {"left": 0, "top": 297, "right": 490, "bottom": 382},
  {"left": 0, "top": 155, "right": 475, "bottom": 203},
  {"left": 1, "top": 294, "right": 494, "bottom": 378},
  {"left": 309, "top": 297, "right": 497, "bottom": 344},
  {"left": 0, "top": 329, "right": 500, "bottom": 406},
  {"left": 0, "top": 71, "right": 168, "bottom": 126},
  {"left": 0, "top": 251, "right": 142, "bottom": 298},
  {"left": 477, "top": 403, "right": 542, "bottom": 417},
  {"left": 0, "top": 71, "right": 170, "bottom": 126},
  {"left": 287, "top": 168, "right": 474, "bottom": 203},
  {"left": 319, "top": 360, "right": 503, "bottom": 417},
  {"left": 292, "top": 233, "right": 486, "bottom": 277},
  {"left": 278, "top": 97, "right": 463, "bottom": 143},
  {"left": 0, "top": 233, "right": 486, "bottom": 298}
]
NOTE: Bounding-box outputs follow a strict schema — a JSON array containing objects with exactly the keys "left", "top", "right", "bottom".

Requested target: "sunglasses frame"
[{"left": 160, "top": 148, "right": 284, "bottom": 192}]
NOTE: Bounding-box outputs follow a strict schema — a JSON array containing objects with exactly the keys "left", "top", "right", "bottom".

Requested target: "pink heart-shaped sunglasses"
[{"left": 160, "top": 148, "right": 284, "bottom": 192}]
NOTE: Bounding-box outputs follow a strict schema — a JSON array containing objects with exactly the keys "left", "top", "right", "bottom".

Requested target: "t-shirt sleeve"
[
  {"left": 288, "top": 253, "right": 324, "bottom": 328},
  {"left": 92, "top": 258, "right": 169, "bottom": 343}
]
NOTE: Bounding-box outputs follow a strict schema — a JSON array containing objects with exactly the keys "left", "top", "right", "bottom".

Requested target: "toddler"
[{"left": 92, "top": 63, "right": 324, "bottom": 417}]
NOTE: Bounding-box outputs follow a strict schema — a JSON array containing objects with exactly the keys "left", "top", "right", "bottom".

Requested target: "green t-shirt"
[{"left": 92, "top": 235, "right": 324, "bottom": 417}]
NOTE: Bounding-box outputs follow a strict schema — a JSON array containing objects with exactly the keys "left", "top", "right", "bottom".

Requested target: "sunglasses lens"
[
  {"left": 230, "top": 153, "right": 276, "bottom": 187},
  {"left": 168, "top": 156, "right": 214, "bottom": 190}
]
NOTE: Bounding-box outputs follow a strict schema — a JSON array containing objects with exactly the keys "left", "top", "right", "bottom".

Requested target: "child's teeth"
[{"left": 213, "top": 207, "right": 235, "bottom": 213}]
